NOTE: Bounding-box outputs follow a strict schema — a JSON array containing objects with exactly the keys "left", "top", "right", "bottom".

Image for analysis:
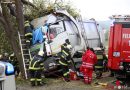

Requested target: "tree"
[
  {"left": 0, "top": 0, "right": 79, "bottom": 79},
  {"left": 0, "top": 0, "right": 37, "bottom": 78},
  {"left": 0, "top": 24, "right": 12, "bottom": 53},
  {"left": 23, "top": 0, "right": 80, "bottom": 20}
]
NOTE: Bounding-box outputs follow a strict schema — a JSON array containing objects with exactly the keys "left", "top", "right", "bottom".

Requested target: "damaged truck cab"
[{"left": 27, "top": 10, "right": 105, "bottom": 77}]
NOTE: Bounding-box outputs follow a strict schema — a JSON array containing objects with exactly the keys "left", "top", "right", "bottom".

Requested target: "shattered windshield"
[{"left": 83, "top": 22, "right": 99, "bottom": 39}]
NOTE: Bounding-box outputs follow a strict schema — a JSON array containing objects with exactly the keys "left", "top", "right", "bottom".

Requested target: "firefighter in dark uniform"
[
  {"left": 94, "top": 50, "right": 108, "bottom": 78},
  {"left": 3, "top": 53, "right": 10, "bottom": 62},
  {"left": 29, "top": 51, "right": 45, "bottom": 86},
  {"left": 9, "top": 53, "right": 20, "bottom": 76},
  {"left": 24, "top": 15, "right": 33, "bottom": 47},
  {"left": 59, "top": 39, "right": 72, "bottom": 82}
]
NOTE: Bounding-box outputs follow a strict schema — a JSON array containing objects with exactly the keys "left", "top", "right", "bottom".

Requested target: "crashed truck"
[{"left": 21, "top": 10, "right": 106, "bottom": 78}]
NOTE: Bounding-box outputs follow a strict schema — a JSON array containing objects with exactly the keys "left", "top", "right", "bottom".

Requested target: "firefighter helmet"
[
  {"left": 0, "top": 54, "right": 3, "bottom": 59},
  {"left": 67, "top": 45, "right": 72, "bottom": 50},
  {"left": 65, "top": 39, "right": 70, "bottom": 44},
  {"left": 4, "top": 53, "right": 9, "bottom": 57},
  {"left": 90, "top": 48, "right": 95, "bottom": 53},
  {"left": 38, "top": 51, "right": 44, "bottom": 56},
  {"left": 10, "top": 53, "right": 14, "bottom": 57}
]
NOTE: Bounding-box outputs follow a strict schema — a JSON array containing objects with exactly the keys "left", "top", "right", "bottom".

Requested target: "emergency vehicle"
[
  {"left": 0, "top": 61, "right": 16, "bottom": 90},
  {"left": 108, "top": 15, "right": 130, "bottom": 79}
]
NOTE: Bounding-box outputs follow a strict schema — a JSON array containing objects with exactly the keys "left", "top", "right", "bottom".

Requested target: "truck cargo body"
[{"left": 82, "top": 21, "right": 101, "bottom": 48}]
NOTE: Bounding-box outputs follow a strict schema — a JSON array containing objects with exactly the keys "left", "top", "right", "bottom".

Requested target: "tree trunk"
[
  {"left": 15, "top": 0, "right": 24, "bottom": 34},
  {"left": 1, "top": 2, "right": 26, "bottom": 78},
  {"left": 0, "top": 0, "right": 40, "bottom": 79}
]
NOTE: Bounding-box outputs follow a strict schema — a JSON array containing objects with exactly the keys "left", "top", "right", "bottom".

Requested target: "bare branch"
[
  {"left": 5, "top": 0, "right": 38, "bottom": 17},
  {"left": 21, "top": 0, "right": 38, "bottom": 10},
  {"left": 14, "top": 0, "right": 24, "bottom": 34},
  {"left": 7, "top": 3, "right": 16, "bottom": 16}
]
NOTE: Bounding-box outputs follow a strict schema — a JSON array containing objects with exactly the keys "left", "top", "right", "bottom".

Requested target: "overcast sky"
[{"left": 66, "top": 0, "right": 130, "bottom": 21}]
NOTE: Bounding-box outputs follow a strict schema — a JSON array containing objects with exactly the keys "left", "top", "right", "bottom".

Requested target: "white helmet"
[
  {"left": 38, "top": 51, "right": 44, "bottom": 56},
  {"left": 0, "top": 54, "right": 3, "bottom": 59},
  {"left": 67, "top": 45, "right": 72, "bottom": 50}
]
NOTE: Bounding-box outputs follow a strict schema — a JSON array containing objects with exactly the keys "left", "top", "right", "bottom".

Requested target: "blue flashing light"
[{"left": 5, "top": 63, "right": 14, "bottom": 75}]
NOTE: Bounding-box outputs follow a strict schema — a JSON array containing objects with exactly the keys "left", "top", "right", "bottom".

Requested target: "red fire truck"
[{"left": 108, "top": 15, "right": 130, "bottom": 80}]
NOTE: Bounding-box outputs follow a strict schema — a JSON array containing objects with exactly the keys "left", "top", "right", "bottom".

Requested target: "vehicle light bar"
[{"left": 109, "top": 15, "right": 130, "bottom": 19}]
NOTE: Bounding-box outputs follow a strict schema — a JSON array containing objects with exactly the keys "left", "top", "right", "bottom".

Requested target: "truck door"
[
  {"left": 64, "top": 20, "right": 79, "bottom": 46},
  {"left": 111, "top": 23, "right": 122, "bottom": 69},
  {"left": 83, "top": 22, "right": 100, "bottom": 48},
  {"left": 121, "top": 23, "right": 130, "bottom": 62},
  {"left": 49, "top": 21, "right": 68, "bottom": 54}
]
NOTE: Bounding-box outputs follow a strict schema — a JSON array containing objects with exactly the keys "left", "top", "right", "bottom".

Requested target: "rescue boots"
[
  {"left": 31, "top": 81, "right": 36, "bottom": 86},
  {"left": 109, "top": 72, "right": 114, "bottom": 77},
  {"left": 37, "top": 81, "right": 46, "bottom": 86},
  {"left": 95, "top": 71, "right": 102, "bottom": 79},
  {"left": 63, "top": 77, "right": 70, "bottom": 82},
  {"left": 84, "top": 81, "right": 89, "bottom": 84}
]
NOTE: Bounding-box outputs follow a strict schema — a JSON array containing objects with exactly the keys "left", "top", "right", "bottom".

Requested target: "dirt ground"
[{"left": 16, "top": 72, "right": 116, "bottom": 90}]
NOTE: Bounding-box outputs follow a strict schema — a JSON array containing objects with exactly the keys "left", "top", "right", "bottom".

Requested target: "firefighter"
[
  {"left": 9, "top": 53, "right": 20, "bottom": 77},
  {"left": 24, "top": 15, "right": 33, "bottom": 47},
  {"left": 94, "top": 49, "right": 108, "bottom": 79},
  {"left": 29, "top": 50, "right": 45, "bottom": 86},
  {"left": 3, "top": 53, "right": 9, "bottom": 62},
  {"left": 80, "top": 47, "right": 97, "bottom": 84},
  {"left": 59, "top": 39, "right": 72, "bottom": 82}
]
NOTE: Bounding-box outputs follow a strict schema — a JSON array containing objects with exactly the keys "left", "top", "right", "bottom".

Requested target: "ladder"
[
  {"left": 78, "top": 15, "right": 89, "bottom": 49},
  {"left": 18, "top": 32, "right": 31, "bottom": 79}
]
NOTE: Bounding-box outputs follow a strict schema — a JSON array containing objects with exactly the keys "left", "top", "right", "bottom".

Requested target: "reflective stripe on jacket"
[
  {"left": 29, "top": 55, "right": 44, "bottom": 70},
  {"left": 60, "top": 44, "right": 71, "bottom": 59},
  {"left": 82, "top": 62, "right": 93, "bottom": 69},
  {"left": 81, "top": 50, "right": 97, "bottom": 69},
  {"left": 24, "top": 21, "right": 30, "bottom": 27}
]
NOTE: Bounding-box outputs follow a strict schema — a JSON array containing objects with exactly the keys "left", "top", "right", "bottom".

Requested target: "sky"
[{"left": 65, "top": 0, "right": 130, "bottom": 21}]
